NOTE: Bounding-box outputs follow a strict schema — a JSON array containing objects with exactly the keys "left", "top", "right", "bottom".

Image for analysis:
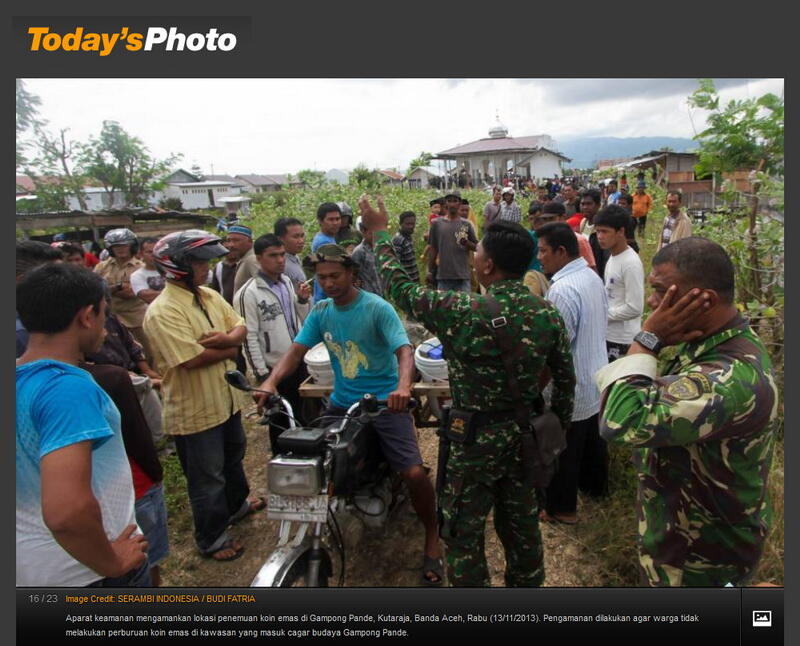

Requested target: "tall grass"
[{"left": 181, "top": 183, "right": 782, "bottom": 586}]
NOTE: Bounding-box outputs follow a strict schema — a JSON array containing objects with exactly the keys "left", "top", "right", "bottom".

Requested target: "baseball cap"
[
  {"left": 444, "top": 190, "right": 461, "bottom": 200},
  {"left": 303, "top": 243, "right": 356, "bottom": 269}
]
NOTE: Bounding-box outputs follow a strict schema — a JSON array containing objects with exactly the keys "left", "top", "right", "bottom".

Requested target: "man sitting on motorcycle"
[{"left": 255, "top": 243, "right": 444, "bottom": 585}]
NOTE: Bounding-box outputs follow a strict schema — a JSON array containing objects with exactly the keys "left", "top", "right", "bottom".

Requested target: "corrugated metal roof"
[
  {"left": 615, "top": 154, "right": 665, "bottom": 168},
  {"left": 170, "top": 180, "right": 234, "bottom": 187},
  {"left": 378, "top": 169, "right": 404, "bottom": 180},
  {"left": 236, "top": 174, "right": 280, "bottom": 185},
  {"left": 204, "top": 174, "right": 247, "bottom": 185},
  {"left": 236, "top": 174, "right": 297, "bottom": 186},
  {"left": 407, "top": 166, "right": 441, "bottom": 176},
  {"left": 437, "top": 134, "right": 554, "bottom": 156}
]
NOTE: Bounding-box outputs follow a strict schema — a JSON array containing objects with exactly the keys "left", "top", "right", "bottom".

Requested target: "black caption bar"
[{"left": 17, "top": 587, "right": 783, "bottom": 645}]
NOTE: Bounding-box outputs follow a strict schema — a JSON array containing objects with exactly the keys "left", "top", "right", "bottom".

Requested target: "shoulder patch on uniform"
[{"left": 667, "top": 374, "right": 711, "bottom": 400}]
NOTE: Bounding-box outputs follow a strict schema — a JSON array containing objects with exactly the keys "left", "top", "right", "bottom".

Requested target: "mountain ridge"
[{"left": 557, "top": 136, "right": 697, "bottom": 169}]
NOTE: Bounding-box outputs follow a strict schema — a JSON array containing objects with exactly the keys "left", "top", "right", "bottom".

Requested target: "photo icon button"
[{"left": 752, "top": 611, "right": 772, "bottom": 628}]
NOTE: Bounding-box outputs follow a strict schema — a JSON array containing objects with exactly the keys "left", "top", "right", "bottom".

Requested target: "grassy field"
[{"left": 159, "top": 184, "right": 783, "bottom": 586}]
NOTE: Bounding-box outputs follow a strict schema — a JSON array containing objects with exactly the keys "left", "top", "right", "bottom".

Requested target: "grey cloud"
[{"left": 521, "top": 78, "right": 757, "bottom": 106}]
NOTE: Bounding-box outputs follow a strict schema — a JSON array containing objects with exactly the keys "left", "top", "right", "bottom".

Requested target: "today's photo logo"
[{"left": 26, "top": 26, "right": 238, "bottom": 56}]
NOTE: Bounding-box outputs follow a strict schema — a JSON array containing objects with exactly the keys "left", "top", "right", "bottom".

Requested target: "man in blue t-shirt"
[
  {"left": 310, "top": 202, "right": 343, "bottom": 303},
  {"left": 16, "top": 263, "right": 149, "bottom": 587},
  {"left": 257, "top": 243, "right": 444, "bottom": 585}
]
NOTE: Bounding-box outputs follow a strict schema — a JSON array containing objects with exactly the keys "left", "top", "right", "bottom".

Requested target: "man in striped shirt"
[
  {"left": 391, "top": 210, "right": 420, "bottom": 283},
  {"left": 536, "top": 222, "right": 609, "bottom": 524},
  {"left": 145, "top": 230, "right": 263, "bottom": 562}
]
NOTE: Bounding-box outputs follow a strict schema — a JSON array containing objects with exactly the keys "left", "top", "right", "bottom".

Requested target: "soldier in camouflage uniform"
[
  {"left": 359, "top": 196, "right": 575, "bottom": 587},
  {"left": 594, "top": 237, "right": 779, "bottom": 586}
]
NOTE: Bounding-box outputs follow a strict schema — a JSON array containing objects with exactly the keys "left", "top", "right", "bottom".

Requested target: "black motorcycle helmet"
[
  {"left": 104, "top": 227, "right": 139, "bottom": 256},
  {"left": 336, "top": 201, "right": 354, "bottom": 226},
  {"left": 152, "top": 229, "right": 228, "bottom": 288}
]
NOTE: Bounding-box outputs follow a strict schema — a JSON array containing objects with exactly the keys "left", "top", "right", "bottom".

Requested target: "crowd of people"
[{"left": 16, "top": 174, "right": 779, "bottom": 589}]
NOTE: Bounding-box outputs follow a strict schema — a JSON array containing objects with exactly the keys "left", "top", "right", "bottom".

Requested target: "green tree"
[
  {"left": 407, "top": 151, "right": 433, "bottom": 176},
  {"left": 687, "top": 79, "right": 784, "bottom": 365},
  {"left": 349, "top": 163, "right": 386, "bottom": 191},
  {"left": 296, "top": 168, "right": 326, "bottom": 189},
  {"left": 80, "top": 120, "right": 182, "bottom": 207},
  {"left": 688, "top": 79, "right": 783, "bottom": 299},
  {"left": 25, "top": 127, "right": 89, "bottom": 211},
  {"left": 16, "top": 79, "right": 42, "bottom": 169}
]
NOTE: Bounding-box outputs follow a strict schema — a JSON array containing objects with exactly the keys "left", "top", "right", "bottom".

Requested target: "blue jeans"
[
  {"left": 88, "top": 561, "right": 151, "bottom": 588},
  {"left": 174, "top": 413, "right": 250, "bottom": 554},
  {"left": 135, "top": 483, "right": 169, "bottom": 567},
  {"left": 437, "top": 279, "right": 471, "bottom": 292}
]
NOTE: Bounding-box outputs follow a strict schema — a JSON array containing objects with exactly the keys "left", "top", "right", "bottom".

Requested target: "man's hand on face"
[
  {"left": 357, "top": 195, "right": 389, "bottom": 232},
  {"left": 387, "top": 386, "right": 411, "bottom": 412},
  {"left": 643, "top": 285, "right": 710, "bottom": 346}
]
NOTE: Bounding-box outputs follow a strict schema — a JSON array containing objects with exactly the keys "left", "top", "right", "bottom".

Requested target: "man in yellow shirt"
[
  {"left": 631, "top": 181, "right": 653, "bottom": 237},
  {"left": 144, "top": 230, "right": 262, "bottom": 561}
]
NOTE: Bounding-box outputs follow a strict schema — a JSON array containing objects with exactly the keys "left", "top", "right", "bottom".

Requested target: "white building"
[
  {"left": 164, "top": 180, "right": 237, "bottom": 210},
  {"left": 66, "top": 187, "right": 130, "bottom": 211},
  {"left": 405, "top": 165, "right": 442, "bottom": 189},
  {"left": 436, "top": 118, "right": 569, "bottom": 186},
  {"left": 325, "top": 168, "right": 350, "bottom": 185}
]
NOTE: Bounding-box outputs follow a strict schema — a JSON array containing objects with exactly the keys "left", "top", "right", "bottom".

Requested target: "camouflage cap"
[{"left": 303, "top": 243, "right": 356, "bottom": 269}]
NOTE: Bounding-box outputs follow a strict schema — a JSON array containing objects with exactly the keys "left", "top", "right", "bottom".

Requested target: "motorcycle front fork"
[{"left": 305, "top": 521, "right": 325, "bottom": 586}]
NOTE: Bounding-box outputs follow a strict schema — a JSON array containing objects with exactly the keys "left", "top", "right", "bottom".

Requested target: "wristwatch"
[{"left": 633, "top": 330, "right": 663, "bottom": 354}]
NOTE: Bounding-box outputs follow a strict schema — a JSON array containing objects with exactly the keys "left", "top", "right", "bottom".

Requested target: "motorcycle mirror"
[{"left": 224, "top": 370, "right": 252, "bottom": 391}]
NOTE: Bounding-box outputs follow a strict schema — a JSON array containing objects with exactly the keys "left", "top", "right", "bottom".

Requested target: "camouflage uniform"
[
  {"left": 374, "top": 230, "right": 575, "bottom": 587},
  {"left": 595, "top": 315, "right": 778, "bottom": 586}
]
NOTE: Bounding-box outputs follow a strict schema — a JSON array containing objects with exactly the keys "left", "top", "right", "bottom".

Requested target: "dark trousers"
[
  {"left": 544, "top": 414, "right": 608, "bottom": 515},
  {"left": 269, "top": 364, "right": 309, "bottom": 452},
  {"left": 636, "top": 215, "right": 647, "bottom": 233},
  {"left": 174, "top": 412, "right": 250, "bottom": 553},
  {"left": 87, "top": 561, "right": 151, "bottom": 587}
]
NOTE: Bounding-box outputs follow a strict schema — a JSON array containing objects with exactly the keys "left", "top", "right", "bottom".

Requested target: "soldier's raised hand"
[{"left": 358, "top": 194, "right": 389, "bottom": 232}]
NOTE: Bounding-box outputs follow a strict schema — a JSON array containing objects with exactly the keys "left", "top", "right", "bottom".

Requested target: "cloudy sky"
[{"left": 20, "top": 78, "right": 783, "bottom": 176}]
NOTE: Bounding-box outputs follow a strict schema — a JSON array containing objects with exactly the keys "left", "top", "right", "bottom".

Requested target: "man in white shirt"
[
  {"left": 234, "top": 234, "right": 311, "bottom": 446},
  {"left": 594, "top": 205, "right": 644, "bottom": 362},
  {"left": 536, "top": 222, "right": 610, "bottom": 523},
  {"left": 130, "top": 238, "right": 166, "bottom": 305}
]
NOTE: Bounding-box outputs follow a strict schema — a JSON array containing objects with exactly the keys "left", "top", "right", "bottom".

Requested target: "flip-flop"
[
  {"left": 422, "top": 555, "right": 444, "bottom": 586},
  {"left": 205, "top": 541, "right": 246, "bottom": 562},
  {"left": 231, "top": 496, "right": 267, "bottom": 524}
]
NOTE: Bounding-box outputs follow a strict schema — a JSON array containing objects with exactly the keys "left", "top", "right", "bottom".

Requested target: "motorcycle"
[{"left": 225, "top": 370, "right": 413, "bottom": 587}]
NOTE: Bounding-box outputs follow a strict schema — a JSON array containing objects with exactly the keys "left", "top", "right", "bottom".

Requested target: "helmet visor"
[{"left": 186, "top": 241, "right": 229, "bottom": 261}]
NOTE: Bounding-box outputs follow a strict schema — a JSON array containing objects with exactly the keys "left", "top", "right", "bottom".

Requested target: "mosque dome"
[{"left": 488, "top": 115, "right": 509, "bottom": 138}]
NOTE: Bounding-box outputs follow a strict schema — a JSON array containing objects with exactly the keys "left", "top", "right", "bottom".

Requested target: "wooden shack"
[{"left": 16, "top": 208, "right": 220, "bottom": 243}]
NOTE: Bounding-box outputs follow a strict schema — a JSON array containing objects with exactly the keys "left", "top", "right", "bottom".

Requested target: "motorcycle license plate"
[{"left": 267, "top": 494, "right": 329, "bottom": 523}]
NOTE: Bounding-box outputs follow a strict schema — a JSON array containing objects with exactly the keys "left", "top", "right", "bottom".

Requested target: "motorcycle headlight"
[{"left": 268, "top": 456, "right": 323, "bottom": 496}]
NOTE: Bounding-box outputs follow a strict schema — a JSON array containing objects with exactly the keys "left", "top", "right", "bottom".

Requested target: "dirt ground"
[{"left": 159, "top": 401, "right": 605, "bottom": 588}]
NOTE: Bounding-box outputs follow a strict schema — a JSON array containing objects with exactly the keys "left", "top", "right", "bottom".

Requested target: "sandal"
[
  {"left": 422, "top": 555, "right": 444, "bottom": 586},
  {"left": 205, "top": 540, "right": 245, "bottom": 562},
  {"left": 231, "top": 496, "right": 267, "bottom": 524}
]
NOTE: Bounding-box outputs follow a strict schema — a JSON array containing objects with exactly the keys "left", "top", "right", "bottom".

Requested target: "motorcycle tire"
[{"left": 279, "top": 552, "right": 330, "bottom": 588}]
